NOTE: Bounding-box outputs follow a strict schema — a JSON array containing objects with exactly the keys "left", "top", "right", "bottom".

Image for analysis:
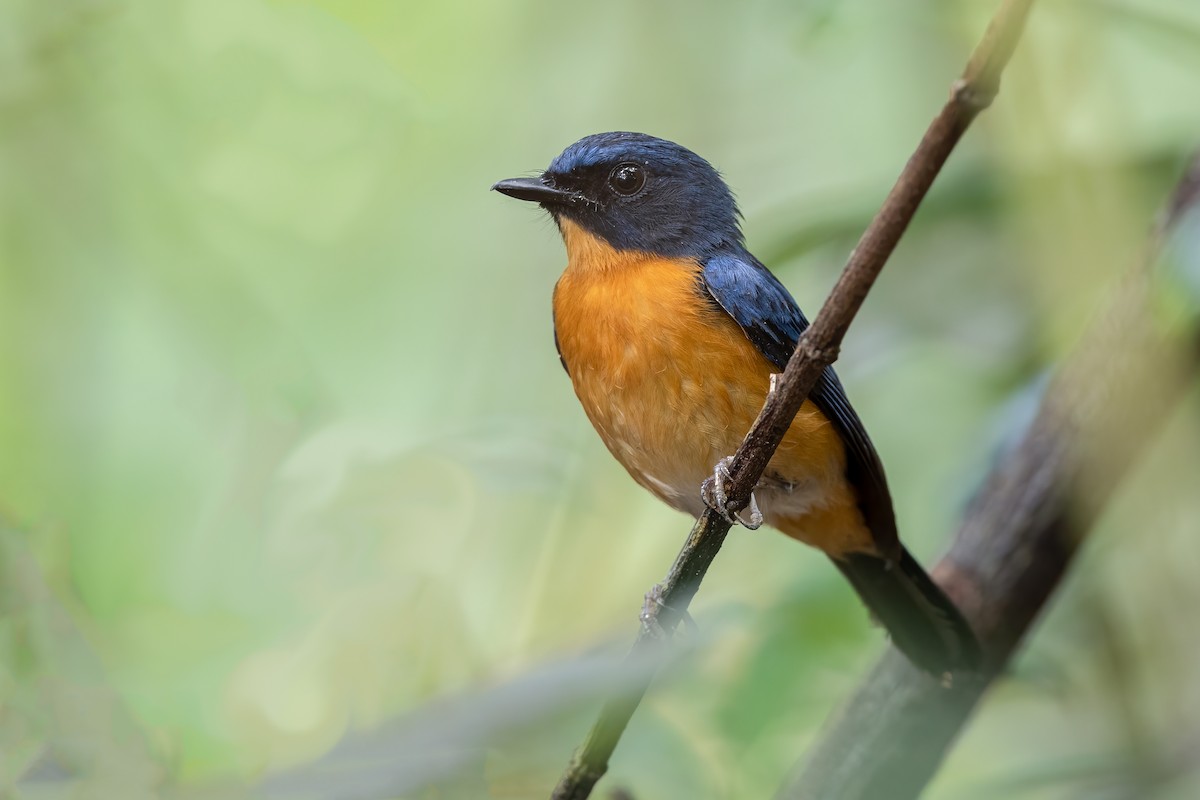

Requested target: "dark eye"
[{"left": 608, "top": 163, "right": 646, "bottom": 196}]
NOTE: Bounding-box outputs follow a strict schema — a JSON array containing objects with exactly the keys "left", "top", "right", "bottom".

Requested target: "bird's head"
[{"left": 493, "top": 132, "right": 743, "bottom": 259}]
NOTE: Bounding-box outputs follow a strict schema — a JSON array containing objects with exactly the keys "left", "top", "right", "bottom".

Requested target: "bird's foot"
[{"left": 700, "top": 456, "right": 763, "bottom": 530}]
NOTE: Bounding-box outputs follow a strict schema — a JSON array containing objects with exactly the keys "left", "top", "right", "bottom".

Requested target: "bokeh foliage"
[{"left": 2, "top": 0, "right": 1199, "bottom": 798}]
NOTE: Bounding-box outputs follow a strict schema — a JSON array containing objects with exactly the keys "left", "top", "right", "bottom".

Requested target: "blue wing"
[{"left": 700, "top": 251, "right": 897, "bottom": 549}]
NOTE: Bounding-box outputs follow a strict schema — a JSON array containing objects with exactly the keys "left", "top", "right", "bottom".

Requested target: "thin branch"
[
  {"left": 549, "top": 2, "right": 1038, "bottom": 798},
  {"left": 776, "top": 150, "right": 1200, "bottom": 800}
]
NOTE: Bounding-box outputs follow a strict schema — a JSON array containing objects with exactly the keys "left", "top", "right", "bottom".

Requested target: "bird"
[{"left": 493, "top": 131, "right": 980, "bottom": 675}]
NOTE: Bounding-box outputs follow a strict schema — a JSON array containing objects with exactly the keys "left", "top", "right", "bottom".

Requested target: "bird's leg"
[{"left": 700, "top": 456, "right": 764, "bottom": 530}]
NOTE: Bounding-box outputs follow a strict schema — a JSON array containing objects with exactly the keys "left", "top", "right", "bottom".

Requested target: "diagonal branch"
[
  {"left": 775, "top": 151, "right": 1200, "bottom": 800},
  {"left": 549, "top": 2, "right": 1038, "bottom": 798}
]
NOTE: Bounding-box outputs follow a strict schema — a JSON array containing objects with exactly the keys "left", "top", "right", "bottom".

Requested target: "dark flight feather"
[
  {"left": 700, "top": 250, "right": 981, "bottom": 673},
  {"left": 699, "top": 251, "right": 898, "bottom": 553}
]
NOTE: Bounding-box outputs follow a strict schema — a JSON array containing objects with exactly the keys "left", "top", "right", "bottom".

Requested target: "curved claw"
[
  {"left": 738, "top": 491, "right": 764, "bottom": 530},
  {"left": 700, "top": 456, "right": 764, "bottom": 530}
]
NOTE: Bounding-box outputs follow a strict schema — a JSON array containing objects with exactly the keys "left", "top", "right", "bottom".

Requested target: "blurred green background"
[{"left": 2, "top": 0, "right": 1200, "bottom": 798}]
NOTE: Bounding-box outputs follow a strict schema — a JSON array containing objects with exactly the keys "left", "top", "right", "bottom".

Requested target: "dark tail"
[{"left": 832, "top": 548, "right": 981, "bottom": 675}]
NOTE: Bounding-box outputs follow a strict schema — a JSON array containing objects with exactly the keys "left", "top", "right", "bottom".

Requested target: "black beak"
[{"left": 492, "top": 176, "right": 581, "bottom": 205}]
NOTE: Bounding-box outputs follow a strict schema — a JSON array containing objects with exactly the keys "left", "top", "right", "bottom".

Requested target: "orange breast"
[{"left": 551, "top": 219, "right": 875, "bottom": 556}]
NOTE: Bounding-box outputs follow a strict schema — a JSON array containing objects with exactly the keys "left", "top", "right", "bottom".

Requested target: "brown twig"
[
  {"left": 549, "top": 2, "right": 1038, "bottom": 798},
  {"left": 775, "top": 151, "right": 1200, "bottom": 800}
]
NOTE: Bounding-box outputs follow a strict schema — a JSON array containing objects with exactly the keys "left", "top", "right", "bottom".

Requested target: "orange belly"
[{"left": 551, "top": 220, "right": 875, "bottom": 557}]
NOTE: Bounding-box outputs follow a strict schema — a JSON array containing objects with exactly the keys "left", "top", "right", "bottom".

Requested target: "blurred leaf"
[{"left": 0, "top": 524, "right": 164, "bottom": 798}]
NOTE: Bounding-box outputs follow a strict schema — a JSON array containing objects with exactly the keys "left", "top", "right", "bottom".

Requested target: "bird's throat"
[{"left": 557, "top": 218, "right": 648, "bottom": 276}]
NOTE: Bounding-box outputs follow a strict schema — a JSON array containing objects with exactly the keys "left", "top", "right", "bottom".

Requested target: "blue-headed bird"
[{"left": 494, "top": 132, "right": 979, "bottom": 674}]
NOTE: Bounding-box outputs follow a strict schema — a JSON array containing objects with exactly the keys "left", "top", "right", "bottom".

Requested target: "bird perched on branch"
[{"left": 493, "top": 132, "right": 980, "bottom": 675}]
